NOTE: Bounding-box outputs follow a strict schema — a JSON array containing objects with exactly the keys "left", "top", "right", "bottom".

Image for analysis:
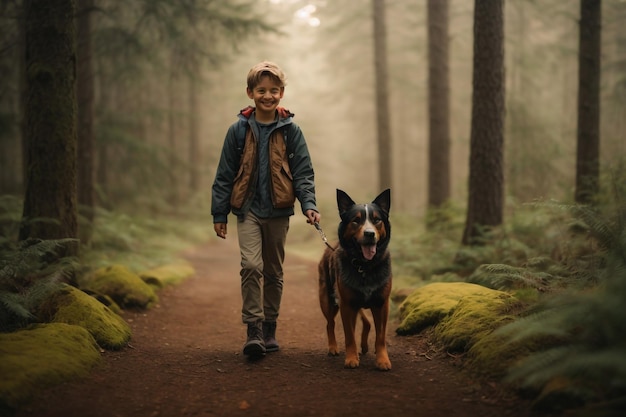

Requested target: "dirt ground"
[{"left": 14, "top": 236, "right": 540, "bottom": 417}]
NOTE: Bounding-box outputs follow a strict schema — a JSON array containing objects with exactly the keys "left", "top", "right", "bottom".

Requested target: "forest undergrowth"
[{"left": 1, "top": 171, "right": 626, "bottom": 415}]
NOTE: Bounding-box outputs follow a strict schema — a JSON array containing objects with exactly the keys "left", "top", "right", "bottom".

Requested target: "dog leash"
[{"left": 313, "top": 222, "right": 335, "bottom": 251}]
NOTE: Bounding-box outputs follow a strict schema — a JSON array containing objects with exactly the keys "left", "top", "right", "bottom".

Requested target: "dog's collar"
[
  {"left": 350, "top": 256, "right": 384, "bottom": 277},
  {"left": 350, "top": 258, "right": 367, "bottom": 276}
]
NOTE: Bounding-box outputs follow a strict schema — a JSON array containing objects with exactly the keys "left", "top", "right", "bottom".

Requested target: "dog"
[{"left": 318, "top": 188, "right": 392, "bottom": 370}]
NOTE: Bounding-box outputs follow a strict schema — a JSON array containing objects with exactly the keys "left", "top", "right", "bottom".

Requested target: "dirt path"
[{"left": 14, "top": 237, "right": 535, "bottom": 417}]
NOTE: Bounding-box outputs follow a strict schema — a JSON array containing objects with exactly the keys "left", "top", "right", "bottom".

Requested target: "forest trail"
[{"left": 14, "top": 236, "right": 535, "bottom": 417}]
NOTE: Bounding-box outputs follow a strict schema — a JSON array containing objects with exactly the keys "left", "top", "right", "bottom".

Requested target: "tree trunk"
[
  {"left": 372, "top": 0, "right": 392, "bottom": 191},
  {"left": 427, "top": 0, "right": 451, "bottom": 212},
  {"left": 167, "top": 55, "right": 180, "bottom": 208},
  {"left": 188, "top": 73, "right": 200, "bottom": 196},
  {"left": 19, "top": 4, "right": 27, "bottom": 194},
  {"left": 19, "top": 0, "right": 78, "bottom": 257},
  {"left": 461, "top": 0, "right": 505, "bottom": 245},
  {"left": 96, "top": 72, "right": 111, "bottom": 207},
  {"left": 76, "top": 0, "right": 95, "bottom": 244},
  {"left": 575, "top": 0, "right": 601, "bottom": 204}
]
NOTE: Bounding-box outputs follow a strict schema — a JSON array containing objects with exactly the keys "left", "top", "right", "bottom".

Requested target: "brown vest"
[{"left": 229, "top": 126, "right": 295, "bottom": 210}]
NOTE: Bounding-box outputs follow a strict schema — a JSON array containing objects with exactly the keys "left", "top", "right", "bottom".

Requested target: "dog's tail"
[{"left": 318, "top": 247, "right": 338, "bottom": 307}]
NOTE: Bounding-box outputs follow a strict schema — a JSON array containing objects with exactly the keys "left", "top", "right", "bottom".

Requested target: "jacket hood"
[{"left": 238, "top": 106, "right": 294, "bottom": 122}]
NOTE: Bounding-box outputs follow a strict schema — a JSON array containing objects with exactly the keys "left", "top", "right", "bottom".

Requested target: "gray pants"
[{"left": 237, "top": 212, "right": 290, "bottom": 324}]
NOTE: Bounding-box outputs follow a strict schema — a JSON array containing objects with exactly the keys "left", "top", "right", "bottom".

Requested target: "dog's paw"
[
  {"left": 344, "top": 357, "right": 360, "bottom": 369},
  {"left": 327, "top": 348, "right": 339, "bottom": 357},
  {"left": 376, "top": 358, "right": 392, "bottom": 371}
]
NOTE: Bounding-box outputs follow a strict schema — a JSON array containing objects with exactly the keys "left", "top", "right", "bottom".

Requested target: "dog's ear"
[
  {"left": 372, "top": 188, "right": 391, "bottom": 214},
  {"left": 336, "top": 189, "right": 356, "bottom": 216}
]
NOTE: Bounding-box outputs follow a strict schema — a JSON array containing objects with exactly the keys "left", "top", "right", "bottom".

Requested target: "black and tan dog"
[{"left": 318, "top": 189, "right": 392, "bottom": 370}]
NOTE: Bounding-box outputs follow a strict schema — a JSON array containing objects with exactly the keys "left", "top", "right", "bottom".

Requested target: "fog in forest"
[
  {"left": 0, "top": 0, "right": 624, "bottom": 216},
  {"left": 2, "top": 3, "right": 626, "bottom": 414},
  {"left": 198, "top": 0, "right": 625, "bottom": 215}
]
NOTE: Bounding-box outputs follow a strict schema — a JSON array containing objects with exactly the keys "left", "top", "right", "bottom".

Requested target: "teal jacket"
[{"left": 211, "top": 106, "right": 318, "bottom": 224}]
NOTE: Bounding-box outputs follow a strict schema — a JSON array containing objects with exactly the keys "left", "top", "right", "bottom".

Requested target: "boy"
[{"left": 211, "top": 61, "right": 321, "bottom": 357}]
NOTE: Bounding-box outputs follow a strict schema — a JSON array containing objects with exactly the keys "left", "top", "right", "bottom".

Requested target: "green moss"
[
  {"left": 0, "top": 323, "right": 101, "bottom": 410},
  {"left": 396, "top": 282, "right": 535, "bottom": 380},
  {"left": 396, "top": 282, "right": 508, "bottom": 335},
  {"left": 139, "top": 261, "right": 195, "bottom": 288},
  {"left": 434, "top": 291, "right": 520, "bottom": 352},
  {"left": 82, "top": 264, "right": 158, "bottom": 309},
  {"left": 39, "top": 284, "right": 131, "bottom": 350},
  {"left": 466, "top": 330, "right": 541, "bottom": 380}
]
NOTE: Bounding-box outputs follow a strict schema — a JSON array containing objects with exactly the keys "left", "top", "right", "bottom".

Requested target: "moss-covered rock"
[
  {"left": 82, "top": 264, "right": 158, "bottom": 309},
  {"left": 139, "top": 261, "right": 195, "bottom": 288},
  {"left": 396, "top": 282, "right": 531, "bottom": 380},
  {"left": 80, "top": 290, "right": 123, "bottom": 315},
  {"left": 396, "top": 282, "right": 510, "bottom": 335},
  {"left": 37, "top": 284, "right": 131, "bottom": 350},
  {"left": 463, "top": 330, "right": 531, "bottom": 379},
  {"left": 434, "top": 290, "right": 520, "bottom": 352},
  {"left": 0, "top": 323, "right": 101, "bottom": 411}
]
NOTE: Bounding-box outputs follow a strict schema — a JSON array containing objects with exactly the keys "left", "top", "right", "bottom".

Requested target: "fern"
[
  {"left": 495, "top": 203, "right": 626, "bottom": 411},
  {"left": 0, "top": 238, "right": 78, "bottom": 332},
  {"left": 0, "top": 239, "right": 77, "bottom": 289},
  {"left": 0, "top": 291, "right": 38, "bottom": 332},
  {"left": 467, "top": 263, "right": 552, "bottom": 291}
]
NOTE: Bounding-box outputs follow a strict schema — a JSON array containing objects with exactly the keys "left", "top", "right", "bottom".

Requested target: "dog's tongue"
[{"left": 362, "top": 245, "right": 377, "bottom": 260}]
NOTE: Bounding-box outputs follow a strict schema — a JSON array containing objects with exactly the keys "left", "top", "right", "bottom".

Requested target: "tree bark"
[
  {"left": 188, "top": 73, "right": 200, "bottom": 195},
  {"left": 461, "top": 0, "right": 505, "bottom": 245},
  {"left": 167, "top": 51, "right": 180, "bottom": 208},
  {"left": 372, "top": 0, "right": 392, "bottom": 191},
  {"left": 575, "top": 0, "right": 601, "bottom": 204},
  {"left": 76, "top": 0, "right": 95, "bottom": 244},
  {"left": 427, "top": 0, "right": 451, "bottom": 211},
  {"left": 19, "top": 0, "right": 78, "bottom": 257}
]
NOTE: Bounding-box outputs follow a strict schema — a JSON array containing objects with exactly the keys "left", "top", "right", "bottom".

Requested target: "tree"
[
  {"left": 575, "top": 0, "right": 601, "bottom": 204},
  {"left": 188, "top": 70, "right": 201, "bottom": 195},
  {"left": 426, "top": 0, "right": 451, "bottom": 213},
  {"left": 372, "top": 0, "right": 392, "bottom": 191},
  {"left": 461, "top": 0, "right": 505, "bottom": 245},
  {"left": 0, "top": 2, "right": 23, "bottom": 196},
  {"left": 76, "top": 0, "right": 95, "bottom": 244},
  {"left": 19, "top": 0, "right": 78, "bottom": 257}
]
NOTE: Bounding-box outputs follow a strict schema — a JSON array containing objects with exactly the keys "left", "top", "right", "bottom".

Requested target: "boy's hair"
[{"left": 247, "top": 61, "right": 287, "bottom": 90}]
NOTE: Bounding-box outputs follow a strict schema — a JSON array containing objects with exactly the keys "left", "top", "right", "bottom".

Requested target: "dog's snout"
[{"left": 364, "top": 230, "right": 376, "bottom": 240}]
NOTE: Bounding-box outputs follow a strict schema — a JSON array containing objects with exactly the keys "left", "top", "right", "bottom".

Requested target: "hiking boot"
[
  {"left": 262, "top": 321, "right": 279, "bottom": 352},
  {"left": 243, "top": 321, "right": 266, "bottom": 357}
]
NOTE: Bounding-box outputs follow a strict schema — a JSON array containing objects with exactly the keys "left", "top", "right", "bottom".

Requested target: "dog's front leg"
[
  {"left": 371, "top": 302, "right": 391, "bottom": 371},
  {"left": 359, "top": 310, "right": 371, "bottom": 355},
  {"left": 339, "top": 303, "right": 360, "bottom": 368}
]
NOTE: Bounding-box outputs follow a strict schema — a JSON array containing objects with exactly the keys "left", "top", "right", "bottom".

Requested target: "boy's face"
[{"left": 247, "top": 75, "right": 284, "bottom": 117}]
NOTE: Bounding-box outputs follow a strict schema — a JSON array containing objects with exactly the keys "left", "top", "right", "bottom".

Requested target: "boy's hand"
[
  {"left": 214, "top": 223, "right": 227, "bottom": 239},
  {"left": 305, "top": 209, "right": 321, "bottom": 225}
]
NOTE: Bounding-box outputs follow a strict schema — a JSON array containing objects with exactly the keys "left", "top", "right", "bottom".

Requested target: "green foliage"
[
  {"left": 82, "top": 206, "right": 211, "bottom": 271},
  {"left": 494, "top": 202, "right": 626, "bottom": 412},
  {"left": 467, "top": 263, "right": 552, "bottom": 292},
  {"left": 0, "top": 239, "right": 78, "bottom": 332},
  {"left": 392, "top": 200, "right": 571, "bottom": 282},
  {"left": 0, "top": 194, "right": 22, "bottom": 243},
  {"left": 1, "top": 192, "right": 209, "bottom": 333}
]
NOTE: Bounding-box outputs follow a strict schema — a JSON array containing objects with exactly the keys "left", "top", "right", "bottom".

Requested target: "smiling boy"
[{"left": 211, "top": 61, "right": 321, "bottom": 357}]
